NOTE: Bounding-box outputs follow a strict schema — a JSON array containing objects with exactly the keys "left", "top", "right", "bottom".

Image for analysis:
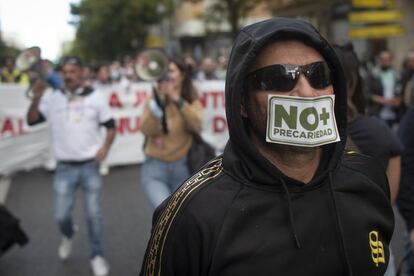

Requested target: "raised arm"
[{"left": 27, "top": 80, "right": 47, "bottom": 125}]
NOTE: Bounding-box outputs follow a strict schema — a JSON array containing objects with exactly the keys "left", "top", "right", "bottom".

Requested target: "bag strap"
[{"left": 152, "top": 87, "right": 168, "bottom": 134}]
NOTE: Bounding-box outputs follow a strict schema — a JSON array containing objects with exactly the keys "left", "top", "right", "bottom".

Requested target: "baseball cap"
[{"left": 59, "top": 56, "right": 83, "bottom": 68}]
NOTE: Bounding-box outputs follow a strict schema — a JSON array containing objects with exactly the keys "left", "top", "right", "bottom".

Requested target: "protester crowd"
[{"left": 0, "top": 53, "right": 228, "bottom": 89}]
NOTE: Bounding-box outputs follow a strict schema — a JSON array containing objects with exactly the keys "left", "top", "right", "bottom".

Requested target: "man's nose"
[{"left": 290, "top": 74, "right": 319, "bottom": 97}]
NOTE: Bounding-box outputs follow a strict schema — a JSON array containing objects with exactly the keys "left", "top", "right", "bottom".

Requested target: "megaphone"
[
  {"left": 16, "top": 46, "right": 42, "bottom": 72},
  {"left": 135, "top": 49, "right": 170, "bottom": 133},
  {"left": 15, "top": 46, "right": 48, "bottom": 98},
  {"left": 135, "top": 49, "right": 168, "bottom": 81}
]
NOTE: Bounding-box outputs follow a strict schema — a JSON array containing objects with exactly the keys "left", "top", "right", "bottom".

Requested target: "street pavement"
[
  {"left": 0, "top": 164, "right": 409, "bottom": 275},
  {"left": 0, "top": 165, "right": 153, "bottom": 276}
]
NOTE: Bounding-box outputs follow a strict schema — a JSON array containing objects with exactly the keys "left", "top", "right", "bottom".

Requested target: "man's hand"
[
  {"left": 96, "top": 128, "right": 116, "bottom": 163},
  {"left": 388, "top": 97, "right": 401, "bottom": 107},
  {"left": 27, "top": 79, "right": 47, "bottom": 125},
  {"left": 95, "top": 147, "right": 109, "bottom": 163},
  {"left": 32, "top": 79, "right": 46, "bottom": 100}
]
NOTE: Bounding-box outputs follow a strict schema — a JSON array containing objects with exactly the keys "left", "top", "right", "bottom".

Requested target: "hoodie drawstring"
[
  {"left": 280, "top": 172, "right": 353, "bottom": 275},
  {"left": 328, "top": 171, "right": 353, "bottom": 276},
  {"left": 280, "top": 178, "right": 301, "bottom": 249}
]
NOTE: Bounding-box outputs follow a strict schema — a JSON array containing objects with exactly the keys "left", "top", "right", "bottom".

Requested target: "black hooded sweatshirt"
[{"left": 140, "top": 18, "right": 394, "bottom": 276}]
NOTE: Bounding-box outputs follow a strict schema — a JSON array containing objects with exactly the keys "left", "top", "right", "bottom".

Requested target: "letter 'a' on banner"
[{"left": 266, "top": 95, "right": 340, "bottom": 147}]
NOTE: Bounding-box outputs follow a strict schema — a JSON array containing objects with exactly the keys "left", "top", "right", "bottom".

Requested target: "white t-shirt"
[
  {"left": 379, "top": 70, "right": 397, "bottom": 120},
  {"left": 39, "top": 88, "right": 112, "bottom": 161}
]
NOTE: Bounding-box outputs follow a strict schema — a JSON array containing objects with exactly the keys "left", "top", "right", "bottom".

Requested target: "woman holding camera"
[{"left": 140, "top": 57, "right": 203, "bottom": 209}]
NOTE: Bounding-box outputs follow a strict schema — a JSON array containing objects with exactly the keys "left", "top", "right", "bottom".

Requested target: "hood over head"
[{"left": 223, "top": 17, "right": 347, "bottom": 188}]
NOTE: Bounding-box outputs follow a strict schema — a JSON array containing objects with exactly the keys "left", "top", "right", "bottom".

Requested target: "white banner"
[
  {"left": 0, "top": 85, "right": 52, "bottom": 175},
  {"left": 0, "top": 82, "right": 228, "bottom": 175}
]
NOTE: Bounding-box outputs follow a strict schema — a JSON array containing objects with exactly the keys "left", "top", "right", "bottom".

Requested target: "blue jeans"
[
  {"left": 140, "top": 156, "right": 190, "bottom": 209},
  {"left": 54, "top": 161, "right": 103, "bottom": 258}
]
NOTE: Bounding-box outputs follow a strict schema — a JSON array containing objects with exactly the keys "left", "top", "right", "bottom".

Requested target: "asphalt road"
[
  {"left": 0, "top": 164, "right": 410, "bottom": 276},
  {"left": 0, "top": 165, "right": 153, "bottom": 276}
]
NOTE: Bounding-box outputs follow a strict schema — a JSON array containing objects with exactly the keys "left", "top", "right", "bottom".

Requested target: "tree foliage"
[
  {"left": 204, "top": 0, "right": 268, "bottom": 38},
  {"left": 70, "top": 0, "right": 173, "bottom": 62},
  {"left": 0, "top": 40, "right": 20, "bottom": 63}
]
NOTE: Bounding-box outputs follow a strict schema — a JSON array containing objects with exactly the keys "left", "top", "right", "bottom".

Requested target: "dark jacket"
[
  {"left": 397, "top": 107, "right": 414, "bottom": 230},
  {"left": 348, "top": 115, "right": 403, "bottom": 169},
  {"left": 140, "top": 18, "right": 394, "bottom": 276},
  {"left": 366, "top": 68, "right": 404, "bottom": 120},
  {"left": 401, "top": 69, "right": 414, "bottom": 108},
  {"left": 0, "top": 204, "right": 28, "bottom": 257}
]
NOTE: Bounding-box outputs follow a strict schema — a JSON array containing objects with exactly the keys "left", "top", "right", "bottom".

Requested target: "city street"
[
  {"left": 0, "top": 164, "right": 410, "bottom": 276},
  {"left": 0, "top": 165, "right": 152, "bottom": 276},
  {"left": 0, "top": 0, "right": 413, "bottom": 275}
]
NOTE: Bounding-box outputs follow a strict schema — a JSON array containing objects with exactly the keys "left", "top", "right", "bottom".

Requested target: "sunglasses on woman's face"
[{"left": 245, "top": 61, "right": 333, "bottom": 92}]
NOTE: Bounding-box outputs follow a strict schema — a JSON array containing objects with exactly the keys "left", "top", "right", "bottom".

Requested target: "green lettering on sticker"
[
  {"left": 300, "top": 107, "right": 318, "bottom": 131},
  {"left": 275, "top": 105, "right": 297, "bottom": 129},
  {"left": 319, "top": 108, "right": 330, "bottom": 125}
]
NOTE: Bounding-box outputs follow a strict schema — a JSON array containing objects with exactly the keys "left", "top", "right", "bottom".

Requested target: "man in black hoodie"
[{"left": 140, "top": 18, "right": 394, "bottom": 276}]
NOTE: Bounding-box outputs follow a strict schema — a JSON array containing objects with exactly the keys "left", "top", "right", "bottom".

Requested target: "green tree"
[
  {"left": 0, "top": 40, "right": 20, "bottom": 64},
  {"left": 70, "top": 0, "right": 173, "bottom": 62},
  {"left": 204, "top": 0, "right": 268, "bottom": 38}
]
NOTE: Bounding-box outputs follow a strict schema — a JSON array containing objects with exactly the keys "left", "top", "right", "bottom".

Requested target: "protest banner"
[{"left": 0, "top": 81, "right": 228, "bottom": 175}]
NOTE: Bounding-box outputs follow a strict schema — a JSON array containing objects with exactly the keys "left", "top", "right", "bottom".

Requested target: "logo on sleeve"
[{"left": 369, "top": 230, "right": 385, "bottom": 266}]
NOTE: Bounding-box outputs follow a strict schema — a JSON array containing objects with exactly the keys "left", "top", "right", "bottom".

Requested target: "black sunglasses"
[{"left": 245, "top": 61, "right": 332, "bottom": 92}]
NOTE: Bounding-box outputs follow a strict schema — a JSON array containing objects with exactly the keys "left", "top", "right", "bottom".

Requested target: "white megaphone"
[
  {"left": 15, "top": 46, "right": 48, "bottom": 98},
  {"left": 135, "top": 49, "right": 168, "bottom": 81}
]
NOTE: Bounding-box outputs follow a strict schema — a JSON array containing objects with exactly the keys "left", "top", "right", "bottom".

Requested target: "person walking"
[
  {"left": 26, "top": 56, "right": 116, "bottom": 276},
  {"left": 140, "top": 57, "right": 203, "bottom": 209}
]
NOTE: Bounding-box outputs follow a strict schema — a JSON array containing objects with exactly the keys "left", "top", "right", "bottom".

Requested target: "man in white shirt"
[
  {"left": 371, "top": 50, "right": 402, "bottom": 128},
  {"left": 27, "top": 56, "right": 116, "bottom": 276}
]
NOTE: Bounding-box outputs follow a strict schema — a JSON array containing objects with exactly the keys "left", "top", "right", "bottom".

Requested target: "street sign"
[
  {"left": 349, "top": 24, "right": 404, "bottom": 38},
  {"left": 145, "top": 36, "right": 164, "bottom": 48},
  {"left": 349, "top": 10, "right": 403, "bottom": 23},
  {"left": 352, "top": 0, "right": 396, "bottom": 8}
]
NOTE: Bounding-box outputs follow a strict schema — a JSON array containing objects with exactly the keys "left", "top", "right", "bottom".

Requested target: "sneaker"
[
  {"left": 90, "top": 255, "right": 109, "bottom": 276},
  {"left": 100, "top": 166, "right": 109, "bottom": 176},
  {"left": 58, "top": 236, "right": 72, "bottom": 260},
  {"left": 58, "top": 225, "right": 78, "bottom": 260}
]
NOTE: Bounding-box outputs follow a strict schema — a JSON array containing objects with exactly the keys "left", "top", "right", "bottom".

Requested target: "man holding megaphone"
[{"left": 26, "top": 56, "right": 115, "bottom": 276}]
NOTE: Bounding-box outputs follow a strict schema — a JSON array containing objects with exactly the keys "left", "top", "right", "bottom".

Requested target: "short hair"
[{"left": 60, "top": 55, "right": 83, "bottom": 68}]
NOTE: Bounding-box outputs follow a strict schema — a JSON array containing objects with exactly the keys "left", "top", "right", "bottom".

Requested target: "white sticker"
[
  {"left": 266, "top": 95, "right": 340, "bottom": 147},
  {"left": 68, "top": 97, "right": 84, "bottom": 123}
]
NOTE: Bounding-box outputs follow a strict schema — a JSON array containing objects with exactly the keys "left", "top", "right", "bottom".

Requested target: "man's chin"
[
  {"left": 268, "top": 143, "right": 317, "bottom": 155},
  {"left": 64, "top": 83, "right": 80, "bottom": 92}
]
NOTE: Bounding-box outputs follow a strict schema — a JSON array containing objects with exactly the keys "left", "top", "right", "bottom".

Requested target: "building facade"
[{"left": 152, "top": 0, "right": 413, "bottom": 68}]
